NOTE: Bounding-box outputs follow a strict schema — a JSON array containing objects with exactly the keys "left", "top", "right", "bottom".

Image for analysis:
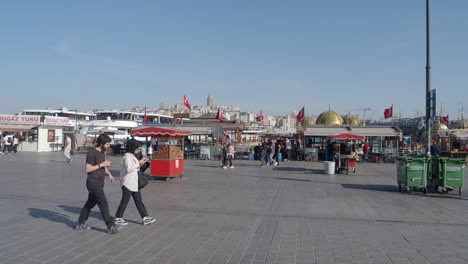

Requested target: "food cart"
[
  {"left": 131, "top": 126, "right": 191, "bottom": 181},
  {"left": 327, "top": 133, "right": 365, "bottom": 174}
]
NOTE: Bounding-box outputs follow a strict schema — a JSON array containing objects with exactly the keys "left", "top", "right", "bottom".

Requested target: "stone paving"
[{"left": 1, "top": 152, "right": 468, "bottom": 264}]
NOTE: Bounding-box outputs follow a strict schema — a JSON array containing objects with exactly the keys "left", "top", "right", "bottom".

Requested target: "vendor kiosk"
[
  {"left": 327, "top": 133, "right": 365, "bottom": 174},
  {"left": 131, "top": 126, "right": 191, "bottom": 181}
]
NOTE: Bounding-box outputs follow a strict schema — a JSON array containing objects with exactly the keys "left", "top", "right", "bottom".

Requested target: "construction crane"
[
  {"left": 362, "top": 108, "right": 371, "bottom": 126},
  {"left": 348, "top": 108, "right": 371, "bottom": 126}
]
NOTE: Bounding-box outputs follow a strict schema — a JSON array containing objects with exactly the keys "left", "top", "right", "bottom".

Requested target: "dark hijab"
[{"left": 126, "top": 139, "right": 141, "bottom": 155}]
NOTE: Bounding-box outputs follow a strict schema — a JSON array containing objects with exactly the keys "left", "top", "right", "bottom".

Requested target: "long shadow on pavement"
[
  {"left": 341, "top": 184, "right": 399, "bottom": 192},
  {"left": 58, "top": 205, "right": 103, "bottom": 220},
  {"left": 28, "top": 208, "right": 76, "bottom": 228},
  {"left": 274, "top": 167, "right": 325, "bottom": 174}
]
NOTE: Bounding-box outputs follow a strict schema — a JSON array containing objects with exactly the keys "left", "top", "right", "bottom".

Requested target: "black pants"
[
  {"left": 2, "top": 145, "right": 11, "bottom": 153},
  {"left": 115, "top": 186, "right": 148, "bottom": 219},
  {"left": 226, "top": 154, "right": 233, "bottom": 167},
  {"left": 78, "top": 179, "right": 113, "bottom": 228}
]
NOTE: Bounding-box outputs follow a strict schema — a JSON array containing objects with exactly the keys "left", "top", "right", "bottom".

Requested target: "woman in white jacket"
[{"left": 114, "top": 139, "right": 156, "bottom": 226}]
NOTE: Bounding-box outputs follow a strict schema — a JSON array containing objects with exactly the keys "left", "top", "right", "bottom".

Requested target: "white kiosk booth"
[{"left": 0, "top": 114, "right": 69, "bottom": 152}]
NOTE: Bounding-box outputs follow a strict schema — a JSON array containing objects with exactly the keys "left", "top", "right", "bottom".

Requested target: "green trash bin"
[
  {"left": 396, "top": 157, "right": 431, "bottom": 194},
  {"left": 431, "top": 157, "right": 465, "bottom": 195}
]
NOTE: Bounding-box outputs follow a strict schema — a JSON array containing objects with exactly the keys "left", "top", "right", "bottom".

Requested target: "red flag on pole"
[
  {"left": 183, "top": 95, "right": 192, "bottom": 110},
  {"left": 384, "top": 105, "right": 393, "bottom": 119},
  {"left": 256, "top": 111, "right": 264, "bottom": 122},
  {"left": 442, "top": 115, "right": 449, "bottom": 123},
  {"left": 144, "top": 106, "right": 149, "bottom": 124},
  {"left": 296, "top": 106, "right": 305, "bottom": 123},
  {"left": 216, "top": 108, "right": 224, "bottom": 122}
]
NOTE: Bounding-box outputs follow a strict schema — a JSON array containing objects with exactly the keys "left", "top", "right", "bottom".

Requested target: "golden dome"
[
  {"left": 316, "top": 110, "right": 343, "bottom": 126},
  {"left": 345, "top": 116, "right": 361, "bottom": 126},
  {"left": 435, "top": 123, "right": 449, "bottom": 130},
  {"left": 304, "top": 117, "right": 316, "bottom": 127}
]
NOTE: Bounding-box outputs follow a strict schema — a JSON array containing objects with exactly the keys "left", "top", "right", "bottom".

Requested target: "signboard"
[
  {"left": 47, "top": 129, "right": 56, "bottom": 142},
  {"left": 173, "top": 113, "right": 191, "bottom": 119},
  {"left": 0, "top": 115, "right": 68, "bottom": 126},
  {"left": 44, "top": 116, "right": 69, "bottom": 126},
  {"left": 200, "top": 146, "right": 211, "bottom": 159},
  {"left": 0, "top": 115, "right": 40, "bottom": 125}
]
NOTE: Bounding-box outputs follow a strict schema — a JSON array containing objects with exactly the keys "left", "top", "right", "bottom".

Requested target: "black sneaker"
[
  {"left": 74, "top": 223, "right": 91, "bottom": 230},
  {"left": 107, "top": 224, "right": 119, "bottom": 234}
]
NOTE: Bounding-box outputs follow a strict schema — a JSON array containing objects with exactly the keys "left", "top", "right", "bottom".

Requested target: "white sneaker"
[
  {"left": 223, "top": 166, "right": 228, "bottom": 169},
  {"left": 274, "top": 162, "right": 278, "bottom": 167},
  {"left": 142, "top": 216, "right": 156, "bottom": 225},
  {"left": 114, "top": 218, "right": 128, "bottom": 226},
  {"left": 229, "top": 166, "right": 234, "bottom": 169}
]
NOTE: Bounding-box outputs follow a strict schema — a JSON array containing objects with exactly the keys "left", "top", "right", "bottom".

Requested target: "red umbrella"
[
  {"left": 327, "top": 133, "right": 365, "bottom": 141},
  {"left": 131, "top": 126, "right": 191, "bottom": 138}
]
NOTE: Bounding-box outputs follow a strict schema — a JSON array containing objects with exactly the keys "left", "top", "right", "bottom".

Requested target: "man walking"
[
  {"left": 363, "top": 142, "right": 369, "bottom": 163},
  {"left": 74, "top": 134, "right": 120, "bottom": 234}
]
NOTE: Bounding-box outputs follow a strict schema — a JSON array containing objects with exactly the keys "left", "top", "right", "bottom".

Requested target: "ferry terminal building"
[{"left": 0, "top": 114, "right": 69, "bottom": 152}]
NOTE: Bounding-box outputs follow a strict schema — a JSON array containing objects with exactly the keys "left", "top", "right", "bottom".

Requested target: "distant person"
[
  {"left": 430, "top": 141, "right": 441, "bottom": 156},
  {"left": 285, "top": 138, "right": 292, "bottom": 161},
  {"left": 2, "top": 134, "right": 13, "bottom": 154},
  {"left": 64, "top": 135, "right": 72, "bottom": 163},
  {"left": 114, "top": 139, "right": 156, "bottom": 226},
  {"left": 267, "top": 139, "right": 278, "bottom": 167},
  {"left": 363, "top": 142, "right": 369, "bottom": 163},
  {"left": 222, "top": 142, "right": 228, "bottom": 168},
  {"left": 260, "top": 140, "right": 267, "bottom": 168},
  {"left": 273, "top": 139, "right": 281, "bottom": 165},
  {"left": 74, "top": 134, "right": 120, "bottom": 234},
  {"left": 225, "top": 143, "right": 235, "bottom": 168},
  {"left": 12, "top": 133, "right": 20, "bottom": 153}
]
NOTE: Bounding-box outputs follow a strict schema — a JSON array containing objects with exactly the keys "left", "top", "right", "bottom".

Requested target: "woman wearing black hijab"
[{"left": 114, "top": 139, "right": 156, "bottom": 226}]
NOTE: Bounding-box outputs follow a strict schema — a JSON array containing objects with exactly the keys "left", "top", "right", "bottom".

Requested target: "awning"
[
  {"left": 131, "top": 126, "right": 192, "bottom": 138},
  {"left": 0, "top": 124, "right": 38, "bottom": 132},
  {"left": 328, "top": 133, "right": 365, "bottom": 141},
  {"left": 450, "top": 132, "right": 468, "bottom": 139}
]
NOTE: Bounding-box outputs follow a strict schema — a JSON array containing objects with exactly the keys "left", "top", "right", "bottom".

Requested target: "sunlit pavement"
[{"left": 1, "top": 152, "right": 468, "bottom": 264}]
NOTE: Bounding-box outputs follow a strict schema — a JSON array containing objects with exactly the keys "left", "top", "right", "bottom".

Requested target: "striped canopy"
[
  {"left": 327, "top": 133, "right": 365, "bottom": 141},
  {"left": 131, "top": 126, "right": 191, "bottom": 138}
]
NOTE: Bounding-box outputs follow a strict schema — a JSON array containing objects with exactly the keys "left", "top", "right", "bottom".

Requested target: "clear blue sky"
[{"left": 1, "top": 0, "right": 467, "bottom": 120}]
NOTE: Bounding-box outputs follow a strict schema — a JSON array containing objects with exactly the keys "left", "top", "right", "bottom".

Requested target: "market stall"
[
  {"left": 131, "top": 126, "right": 191, "bottom": 181},
  {"left": 327, "top": 133, "right": 365, "bottom": 174}
]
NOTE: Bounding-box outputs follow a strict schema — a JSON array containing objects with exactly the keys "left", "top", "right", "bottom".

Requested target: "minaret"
[{"left": 207, "top": 93, "right": 214, "bottom": 108}]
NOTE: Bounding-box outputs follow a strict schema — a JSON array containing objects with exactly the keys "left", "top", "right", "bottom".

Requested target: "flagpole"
[{"left": 425, "top": 0, "right": 432, "bottom": 156}]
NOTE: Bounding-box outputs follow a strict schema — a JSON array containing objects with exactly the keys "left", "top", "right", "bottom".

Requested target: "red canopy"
[
  {"left": 327, "top": 133, "right": 365, "bottom": 141},
  {"left": 131, "top": 126, "right": 191, "bottom": 138}
]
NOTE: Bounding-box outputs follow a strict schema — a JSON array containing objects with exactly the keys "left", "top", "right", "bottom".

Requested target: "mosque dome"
[
  {"left": 345, "top": 116, "right": 361, "bottom": 126},
  {"left": 435, "top": 123, "right": 449, "bottom": 130},
  {"left": 304, "top": 117, "right": 316, "bottom": 127},
  {"left": 316, "top": 110, "right": 344, "bottom": 126}
]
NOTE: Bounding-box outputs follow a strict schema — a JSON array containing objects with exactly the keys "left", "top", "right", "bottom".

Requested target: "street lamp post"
[{"left": 425, "top": 0, "right": 432, "bottom": 156}]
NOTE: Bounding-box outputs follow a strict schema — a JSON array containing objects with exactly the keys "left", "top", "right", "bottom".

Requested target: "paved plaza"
[{"left": 1, "top": 152, "right": 468, "bottom": 264}]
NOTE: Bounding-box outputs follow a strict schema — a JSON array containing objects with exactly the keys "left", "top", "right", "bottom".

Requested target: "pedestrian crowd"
[{"left": 0, "top": 133, "right": 22, "bottom": 155}]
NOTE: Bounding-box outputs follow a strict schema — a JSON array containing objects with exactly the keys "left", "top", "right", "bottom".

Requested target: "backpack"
[{"left": 7, "top": 137, "right": 12, "bottom": 144}]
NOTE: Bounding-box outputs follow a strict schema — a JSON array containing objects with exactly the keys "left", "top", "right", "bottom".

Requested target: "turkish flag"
[
  {"left": 216, "top": 108, "right": 224, "bottom": 122},
  {"left": 183, "top": 95, "right": 192, "bottom": 110},
  {"left": 144, "top": 106, "right": 149, "bottom": 124},
  {"left": 296, "top": 106, "right": 305, "bottom": 123},
  {"left": 256, "top": 111, "right": 264, "bottom": 122},
  {"left": 384, "top": 105, "right": 393, "bottom": 119},
  {"left": 442, "top": 115, "right": 449, "bottom": 123}
]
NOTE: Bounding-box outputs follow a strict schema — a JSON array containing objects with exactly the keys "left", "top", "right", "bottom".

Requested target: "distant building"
[{"left": 207, "top": 93, "right": 215, "bottom": 108}]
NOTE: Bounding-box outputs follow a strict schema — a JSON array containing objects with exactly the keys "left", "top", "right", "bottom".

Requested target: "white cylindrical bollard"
[{"left": 324, "top": 161, "right": 335, "bottom": 175}]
